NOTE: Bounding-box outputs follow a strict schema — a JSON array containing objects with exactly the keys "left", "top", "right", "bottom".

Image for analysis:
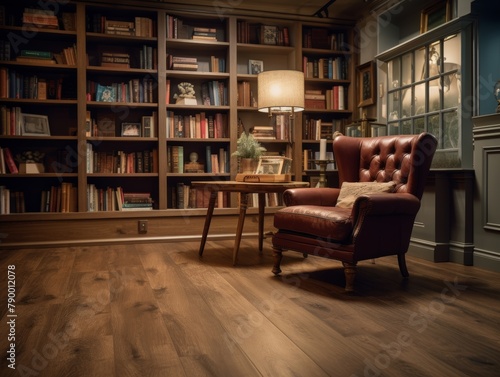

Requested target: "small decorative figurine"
[{"left": 174, "top": 82, "right": 197, "bottom": 105}]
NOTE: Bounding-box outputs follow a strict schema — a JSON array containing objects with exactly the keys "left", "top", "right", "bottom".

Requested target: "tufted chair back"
[{"left": 333, "top": 133, "right": 437, "bottom": 200}]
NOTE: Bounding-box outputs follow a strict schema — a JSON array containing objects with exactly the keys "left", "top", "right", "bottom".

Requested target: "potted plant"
[{"left": 232, "top": 132, "right": 266, "bottom": 173}]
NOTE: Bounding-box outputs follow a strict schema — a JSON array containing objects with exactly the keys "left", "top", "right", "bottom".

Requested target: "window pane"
[
  {"left": 443, "top": 34, "right": 461, "bottom": 74},
  {"left": 401, "top": 119, "right": 412, "bottom": 134},
  {"left": 443, "top": 72, "right": 460, "bottom": 109},
  {"left": 414, "top": 117, "right": 425, "bottom": 134},
  {"left": 388, "top": 91, "right": 400, "bottom": 119},
  {"left": 428, "top": 114, "right": 441, "bottom": 145},
  {"left": 401, "top": 53, "right": 412, "bottom": 86},
  {"left": 443, "top": 111, "right": 459, "bottom": 149},
  {"left": 388, "top": 122, "right": 400, "bottom": 134},
  {"left": 429, "top": 79, "right": 442, "bottom": 112},
  {"left": 428, "top": 42, "right": 441, "bottom": 78},
  {"left": 415, "top": 46, "right": 426, "bottom": 81},
  {"left": 388, "top": 58, "right": 400, "bottom": 87},
  {"left": 413, "top": 83, "right": 426, "bottom": 115},
  {"left": 401, "top": 87, "right": 411, "bottom": 117}
]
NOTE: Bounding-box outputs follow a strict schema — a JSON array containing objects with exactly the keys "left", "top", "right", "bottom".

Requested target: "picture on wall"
[{"left": 357, "top": 61, "right": 376, "bottom": 107}]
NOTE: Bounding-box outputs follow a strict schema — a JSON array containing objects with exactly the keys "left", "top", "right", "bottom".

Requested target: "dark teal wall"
[{"left": 473, "top": 0, "right": 500, "bottom": 115}]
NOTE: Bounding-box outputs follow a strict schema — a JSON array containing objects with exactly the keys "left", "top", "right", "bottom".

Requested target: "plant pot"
[{"left": 239, "top": 158, "right": 256, "bottom": 174}]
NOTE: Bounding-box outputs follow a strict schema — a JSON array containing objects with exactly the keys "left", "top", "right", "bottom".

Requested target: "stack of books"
[
  {"left": 168, "top": 55, "right": 198, "bottom": 71},
  {"left": 251, "top": 125, "right": 275, "bottom": 140},
  {"left": 118, "top": 190, "right": 154, "bottom": 211},
  {"left": 16, "top": 49, "right": 55, "bottom": 65},
  {"left": 100, "top": 52, "right": 130, "bottom": 68},
  {"left": 192, "top": 27, "right": 217, "bottom": 41},
  {"left": 304, "top": 90, "right": 326, "bottom": 109},
  {"left": 104, "top": 20, "right": 135, "bottom": 36},
  {"left": 23, "top": 8, "right": 59, "bottom": 29}
]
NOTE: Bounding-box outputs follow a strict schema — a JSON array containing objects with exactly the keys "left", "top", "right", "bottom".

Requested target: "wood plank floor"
[{"left": 0, "top": 238, "right": 499, "bottom": 377}]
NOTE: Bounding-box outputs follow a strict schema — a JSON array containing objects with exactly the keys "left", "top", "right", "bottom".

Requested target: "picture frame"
[
  {"left": 420, "top": 0, "right": 451, "bottom": 34},
  {"left": 255, "top": 156, "right": 292, "bottom": 175},
  {"left": 121, "top": 122, "right": 141, "bottom": 137},
  {"left": 248, "top": 59, "right": 264, "bottom": 75},
  {"left": 357, "top": 61, "right": 376, "bottom": 107},
  {"left": 21, "top": 113, "right": 50, "bottom": 136},
  {"left": 261, "top": 25, "right": 278, "bottom": 45}
]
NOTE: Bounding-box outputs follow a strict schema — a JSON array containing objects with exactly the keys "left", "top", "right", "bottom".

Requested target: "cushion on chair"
[
  {"left": 273, "top": 205, "right": 353, "bottom": 241},
  {"left": 336, "top": 181, "right": 397, "bottom": 208}
]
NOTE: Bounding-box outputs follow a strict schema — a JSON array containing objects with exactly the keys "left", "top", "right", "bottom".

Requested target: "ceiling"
[{"left": 152, "top": 0, "right": 380, "bottom": 20}]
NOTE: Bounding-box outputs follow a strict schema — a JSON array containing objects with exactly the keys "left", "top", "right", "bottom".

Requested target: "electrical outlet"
[{"left": 138, "top": 220, "right": 148, "bottom": 234}]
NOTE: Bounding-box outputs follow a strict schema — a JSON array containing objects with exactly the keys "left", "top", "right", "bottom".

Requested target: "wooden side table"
[{"left": 191, "top": 180, "right": 309, "bottom": 265}]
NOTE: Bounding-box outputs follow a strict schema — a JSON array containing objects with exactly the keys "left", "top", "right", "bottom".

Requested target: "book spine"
[{"left": 3, "top": 147, "right": 18, "bottom": 174}]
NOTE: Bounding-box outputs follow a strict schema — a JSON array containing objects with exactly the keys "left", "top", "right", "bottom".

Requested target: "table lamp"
[{"left": 257, "top": 70, "right": 305, "bottom": 118}]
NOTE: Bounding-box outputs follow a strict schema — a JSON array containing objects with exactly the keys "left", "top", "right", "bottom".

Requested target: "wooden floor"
[{"left": 0, "top": 238, "right": 499, "bottom": 377}]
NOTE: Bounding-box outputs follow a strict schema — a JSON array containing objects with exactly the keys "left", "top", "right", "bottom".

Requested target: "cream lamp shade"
[{"left": 257, "top": 70, "right": 305, "bottom": 115}]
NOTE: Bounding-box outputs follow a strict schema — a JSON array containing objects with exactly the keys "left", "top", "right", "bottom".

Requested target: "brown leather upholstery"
[{"left": 272, "top": 133, "right": 438, "bottom": 291}]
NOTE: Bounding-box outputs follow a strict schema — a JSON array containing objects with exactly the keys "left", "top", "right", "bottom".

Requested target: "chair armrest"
[
  {"left": 350, "top": 193, "right": 421, "bottom": 253},
  {"left": 283, "top": 188, "right": 340, "bottom": 206},
  {"left": 352, "top": 193, "right": 421, "bottom": 216}
]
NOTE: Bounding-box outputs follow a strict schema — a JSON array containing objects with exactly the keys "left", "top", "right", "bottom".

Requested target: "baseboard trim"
[{"left": 0, "top": 232, "right": 260, "bottom": 249}]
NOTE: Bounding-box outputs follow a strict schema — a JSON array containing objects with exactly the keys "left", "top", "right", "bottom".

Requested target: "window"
[{"left": 386, "top": 33, "right": 462, "bottom": 166}]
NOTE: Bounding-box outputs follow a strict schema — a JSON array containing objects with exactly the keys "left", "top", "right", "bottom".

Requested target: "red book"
[{"left": 3, "top": 148, "right": 18, "bottom": 173}]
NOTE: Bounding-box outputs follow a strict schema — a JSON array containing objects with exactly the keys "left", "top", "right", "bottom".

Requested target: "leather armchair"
[{"left": 272, "top": 133, "right": 438, "bottom": 291}]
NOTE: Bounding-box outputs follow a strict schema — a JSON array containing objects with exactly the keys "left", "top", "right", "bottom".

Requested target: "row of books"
[
  {"left": 303, "top": 28, "right": 349, "bottom": 51},
  {"left": 303, "top": 118, "right": 345, "bottom": 140},
  {"left": 86, "top": 111, "right": 157, "bottom": 138},
  {"left": 86, "top": 15, "right": 155, "bottom": 37},
  {"left": 237, "top": 81, "right": 256, "bottom": 107},
  {"left": 0, "top": 69, "right": 72, "bottom": 100},
  {"left": 237, "top": 21, "right": 290, "bottom": 46},
  {"left": 171, "top": 183, "right": 228, "bottom": 209},
  {"left": 303, "top": 56, "right": 348, "bottom": 80},
  {"left": 166, "top": 111, "right": 227, "bottom": 139},
  {"left": 86, "top": 144, "right": 158, "bottom": 174},
  {"left": 87, "top": 185, "right": 154, "bottom": 212},
  {"left": 0, "top": 106, "right": 22, "bottom": 135},
  {"left": 166, "top": 15, "right": 225, "bottom": 41},
  {"left": 88, "top": 80, "right": 156, "bottom": 103},
  {"left": 168, "top": 145, "right": 228, "bottom": 174},
  {"left": 0, "top": 186, "right": 24, "bottom": 214},
  {"left": 40, "top": 183, "right": 78, "bottom": 213},
  {"left": 304, "top": 87, "right": 346, "bottom": 110},
  {"left": 0, "top": 147, "right": 18, "bottom": 174},
  {"left": 200, "top": 80, "right": 228, "bottom": 106}
]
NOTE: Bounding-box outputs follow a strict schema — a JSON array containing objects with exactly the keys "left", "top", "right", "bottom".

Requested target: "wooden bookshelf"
[{"left": 0, "top": 0, "right": 355, "bottom": 246}]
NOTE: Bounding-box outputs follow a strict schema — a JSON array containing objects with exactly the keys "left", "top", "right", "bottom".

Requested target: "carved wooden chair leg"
[
  {"left": 342, "top": 261, "right": 357, "bottom": 292},
  {"left": 272, "top": 247, "right": 283, "bottom": 275},
  {"left": 397, "top": 254, "right": 410, "bottom": 278}
]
